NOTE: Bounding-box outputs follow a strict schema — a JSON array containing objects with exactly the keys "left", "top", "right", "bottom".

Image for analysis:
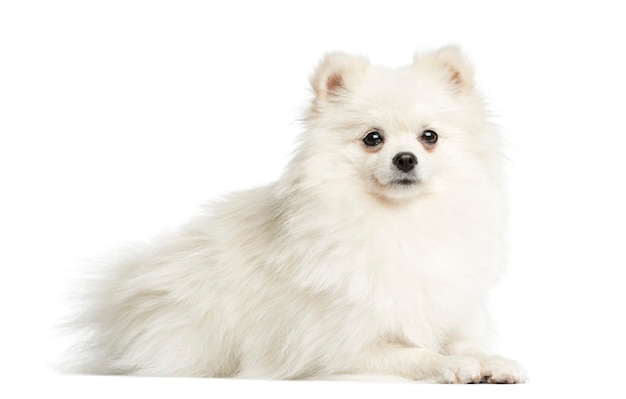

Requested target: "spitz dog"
[{"left": 73, "top": 46, "right": 526, "bottom": 383}]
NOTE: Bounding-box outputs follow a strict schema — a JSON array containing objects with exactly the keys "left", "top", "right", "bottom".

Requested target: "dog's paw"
[
  {"left": 438, "top": 355, "right": 482, "bottom": 384},
  {"left": 479, "top": 355, "right": 527, "bottom": 384}
]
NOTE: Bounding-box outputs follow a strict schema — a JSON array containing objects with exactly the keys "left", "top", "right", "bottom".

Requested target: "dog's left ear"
[
  {"left": 311, "top": 52, "right": 369, "bottom": 101},
  {"left": 415, "top": 46, "right": 475, "bottom": 91}
]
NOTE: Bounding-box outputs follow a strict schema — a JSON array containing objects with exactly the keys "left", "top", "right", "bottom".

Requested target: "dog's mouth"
[
  {"left": 371, "top": 174, "right": 422, "bottom": 194},
  {"left": 390, "top": 178, "right": 419, "bottom": 187},
  {"left": 370, "top": 174, "right": 424, "bottom": 200}
]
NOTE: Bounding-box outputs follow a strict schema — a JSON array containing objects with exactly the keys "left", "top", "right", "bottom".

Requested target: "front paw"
[
  {"left": 479, "top": 355, "right": 527, "bottom": 384},
  {"left": 439, "top": 355, "right": 482, "bottom": 384}
]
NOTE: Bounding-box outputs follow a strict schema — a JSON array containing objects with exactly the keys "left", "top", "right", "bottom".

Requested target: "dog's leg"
[
  {"left": 445, "top": 341, "right": 527, "bottom": 383},
  {"left": 473, "top": 354, "right": 527, "bottom": 384},
  {"left": 354, "top": 344, "right": 482, "bottom": 383}
]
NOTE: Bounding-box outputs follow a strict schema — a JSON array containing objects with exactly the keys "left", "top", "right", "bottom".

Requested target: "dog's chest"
[{"left": 346, "top": 212, "right": 478, "bottom": 350}]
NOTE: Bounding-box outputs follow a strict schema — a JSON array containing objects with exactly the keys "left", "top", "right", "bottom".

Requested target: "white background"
[{"left": 1, "top": 1, "right": 625, "bottom": 398}]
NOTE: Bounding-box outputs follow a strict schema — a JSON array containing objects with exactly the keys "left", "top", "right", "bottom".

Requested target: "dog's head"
[{"left": 297, "top": 46, "right": 499, "bottom": 203}]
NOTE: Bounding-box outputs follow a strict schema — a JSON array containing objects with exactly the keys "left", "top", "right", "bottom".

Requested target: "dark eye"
[
  {"left": 421, "top": 129, "right": 438, "bottom": 145},
  {"left": 363, "top": 130, "right": 383, "bottom": 147}
]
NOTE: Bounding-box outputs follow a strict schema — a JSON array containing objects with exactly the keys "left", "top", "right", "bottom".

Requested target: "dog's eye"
[
  {"left": 363, "top": 130, "right": 383, "bottom": 147},
  {"left": 420, "top": 130, "right": 438, "bottom": 145}
]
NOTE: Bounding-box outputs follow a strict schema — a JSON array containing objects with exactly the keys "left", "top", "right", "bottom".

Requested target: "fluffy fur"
[{"left": 72, "top": 46, "right": 526, "bottom": 383}]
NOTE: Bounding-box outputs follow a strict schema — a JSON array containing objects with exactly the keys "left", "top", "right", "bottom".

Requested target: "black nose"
[{"left": 392, "top": 152, "right": 417, "bottom": 173}]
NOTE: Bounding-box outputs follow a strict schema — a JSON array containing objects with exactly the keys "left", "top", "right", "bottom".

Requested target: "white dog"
[{"left": 73, "top": 46, "right": 526, "bottom": 383}]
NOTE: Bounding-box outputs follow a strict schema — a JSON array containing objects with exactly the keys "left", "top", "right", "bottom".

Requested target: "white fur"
[{"left": 71, "top": 46, "right": 526, "bottom": 383}]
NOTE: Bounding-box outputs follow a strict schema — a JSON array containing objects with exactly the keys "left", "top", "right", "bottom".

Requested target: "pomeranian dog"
[{"left": 73, "top": 46, "right": 526, "bottom": 383}]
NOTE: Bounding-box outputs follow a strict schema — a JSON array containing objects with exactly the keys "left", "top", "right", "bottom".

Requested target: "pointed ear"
[
  {"left": 311, "top": 52, "right": 369, "bottom": 100},
  {"left": 414, "top": 45, "right": 475, "bottom": 91}
]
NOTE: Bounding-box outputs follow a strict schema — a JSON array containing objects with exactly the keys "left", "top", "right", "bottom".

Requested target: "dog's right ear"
[{"left": 311, "top": 52, "right": 369, "bottom": 101}]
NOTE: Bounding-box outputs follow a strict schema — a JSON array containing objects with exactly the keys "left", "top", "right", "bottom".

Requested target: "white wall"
[{"left": 1, "top": 1, "right": 624, "bottom": 397}]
